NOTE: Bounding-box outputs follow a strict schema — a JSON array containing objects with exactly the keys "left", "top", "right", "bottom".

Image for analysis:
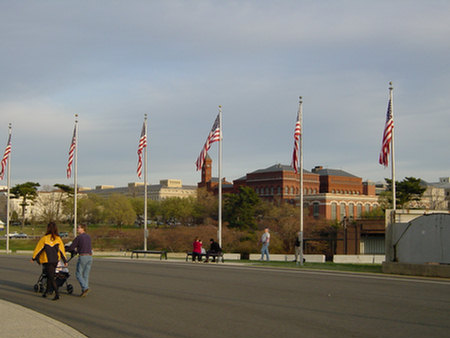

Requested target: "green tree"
[
  {"left": 379, "top": 177, "right": 426, "bottom": 209},
  {"left": 194, "top": 188, "right": 218, "bottom": 225},
  {"left": 104, "top": 194, "right": 136, "bottom": 227},
  {"left": 10, "top": 182, "right": 40, "bottom": 230},
  {"left": 76, "top": 194, "right": 105, "bottom": 225},
  {"left": 224, "top": 186, "right": 261, "bottom": 230},
  {"left": 129, "top": 197, "right": 145, "bottom": 225},
  {"left": 257, "top": 201, "right": 300, "bottom": 252},
  {"left": 160, "top": 197, "right": 196, "bottom": 225},
  {"left": 53, "top": 183, "right": 74, "bottom": 221},
  {"left": 362, "top": 207, "right": 384, "bottom": 219}
]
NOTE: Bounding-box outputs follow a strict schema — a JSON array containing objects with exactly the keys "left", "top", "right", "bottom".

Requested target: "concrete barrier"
[
  {"left": 333, "top": 255, "right": 385, "bottom": 264},
  {"left": 223, "top": 253, "right": 240, "bottom": 260},
  {"left": 0, "top": 250, "right": 13, "bottom": 254},
  {"left": 304, "top": 254, "right": 326, "bottom": 263},
  {"left": 249, "top": 253, "right": 325, "bottom": 263},
  {"left": 382, "top": 262, "right": 450, "bottom": 278},
  {"left": 15, "top": 250, "right": 33, "bottom": 255}
]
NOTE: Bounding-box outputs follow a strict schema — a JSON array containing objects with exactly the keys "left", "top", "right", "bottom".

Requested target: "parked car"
[
  {"left": 7, "top": 232, "right": 27, "bottom": 238},
  {"left": 59, "top": 232, "right": 69, "bottom": 238}
]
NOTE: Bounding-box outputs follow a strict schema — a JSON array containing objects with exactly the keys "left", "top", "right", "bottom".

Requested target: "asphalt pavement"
[
  {"left": 0, "top": 299, "right": 87, "bottom": 338},
  {"left": 1, "top": 255, "right": 450, "bottom": 338}
]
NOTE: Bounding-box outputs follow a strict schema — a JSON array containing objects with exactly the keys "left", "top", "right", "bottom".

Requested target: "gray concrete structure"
[{"left": 387, "top": 213, "right": 450, "bottom": 264}]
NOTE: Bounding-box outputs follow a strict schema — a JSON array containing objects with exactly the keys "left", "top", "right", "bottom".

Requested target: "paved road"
[{"left": 1, "top": 255, "right": 449, "bottom": 338}]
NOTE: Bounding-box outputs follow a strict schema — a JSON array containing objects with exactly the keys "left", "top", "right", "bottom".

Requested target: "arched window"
[
  {"left": 365, "top": 203, "right": 370, "bottom": 213},
  {"left": 285, "top": 187, "right": 289, "bottom": 195},
  {"left": 331, "top": 203, "right": 337, "bottom": 220},
  {"left": 348, "top": 203, "right": 354, "bottom": 219},
  {"left": 357, "top": 204, "right": 362, "bottom": 218},
  {"left": 277, "top": 187, "right": 281, "bottom": 195},
  {"left": 340, "top": 203, "right": 346, "bottom": 220}
]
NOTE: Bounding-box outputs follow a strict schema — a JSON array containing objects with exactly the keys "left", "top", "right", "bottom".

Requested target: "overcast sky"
[{"left": 1, "top": 0, "right": 449, "bottom": 190}]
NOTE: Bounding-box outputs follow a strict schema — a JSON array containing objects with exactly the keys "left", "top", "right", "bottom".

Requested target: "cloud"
[{"left": 0, "top": 0, "right": 449, "bottom": 189}]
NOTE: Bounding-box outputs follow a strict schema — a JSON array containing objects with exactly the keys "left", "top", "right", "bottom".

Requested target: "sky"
[{"left": 1, "top": 0, "right": 449, "bottom": 190}]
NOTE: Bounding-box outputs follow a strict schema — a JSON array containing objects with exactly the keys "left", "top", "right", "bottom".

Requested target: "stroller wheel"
[
  {"left": 67, "top": 284, "right": 74, "bottom": 294},
  {"left": 33, "top": 284, "right": 39, "bottom": 292}
]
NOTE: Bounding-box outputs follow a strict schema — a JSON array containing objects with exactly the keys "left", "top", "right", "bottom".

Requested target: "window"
[
  {"left": 357, "top": 204, "right": 362, "bottom": 218},
  {"left": 277, "top": 187, "right": 281, "bottom": 195},
  {"left": 313, "top": 202, "right": 320, "bottom": 218},
  {"left": 348, "top": 203, "right": 354, "bottom": 219},
  {"left": 285, "top": 187, "right": 289, "bottom": 195},
  {"left": 270, "top": 187, "right": 274, "bottom": 195},
  {"left": 365, "top": 203, "right": 370, "bottom": 213},
  {"left": 340, "top": 203, "right": 346, "bottom": 220},
  {"left": 331, "top": 203, "right": 337, "bottom": 220}
]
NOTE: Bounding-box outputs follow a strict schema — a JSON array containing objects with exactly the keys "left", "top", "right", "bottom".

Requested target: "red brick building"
[
  {"left": 197, "top": 155, "right": 233, "bottom": 193},
  {"left": 199, "top": 161, "right": 379, "bottom": 221}
]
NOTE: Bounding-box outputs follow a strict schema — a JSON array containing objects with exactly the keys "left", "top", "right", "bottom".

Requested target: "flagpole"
[
  {"left": 298, "top": 97, "right": 304, "bottom": 266},
  {"left": 218, "top": 106, "right": 223, "bottom": 248},
  {"left": 389, "top": 82, "right": 396, "bottom": 213},
  {"left": 73, "top": 114, "right": 78, "bottom": 238},
  {"left": 6, "top": 123, "right": 11, "bottom": 254},
  {"left": 143, "top": 114, "right": 148, "bottom": 251}
]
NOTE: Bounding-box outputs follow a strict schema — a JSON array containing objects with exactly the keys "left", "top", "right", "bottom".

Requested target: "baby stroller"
[{"left": 33, "top": 251, "right": 74, "bottom": 295}]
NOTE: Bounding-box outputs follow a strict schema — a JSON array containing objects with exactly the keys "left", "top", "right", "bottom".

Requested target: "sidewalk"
[{"left": 0, "top": 299, "right": 87, "bottom": 338}]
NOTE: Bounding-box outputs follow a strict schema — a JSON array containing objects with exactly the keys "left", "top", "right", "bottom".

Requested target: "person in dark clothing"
[
  {"left": 205, "top": 238, "right": 222, "bottom": 263},
  {"left": 32, "top": 222, "right": 67, "bottom": 300},
  {"left": 67, "top": 224, "right": 93, "bottom": 297}
]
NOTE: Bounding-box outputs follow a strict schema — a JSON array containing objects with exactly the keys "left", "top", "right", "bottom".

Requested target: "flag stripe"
[
  {"left": 0, "top": 133, "right": 11, "bottom": 180},
  {"left": 67, "top": 125, "right": 76, "bottom": 179},
  {"left": 291, "top": 107, "right": 301, "bottom": 174},
  {"left": 379, "top": 97, "right": 393, "bottom": 167},
  {"left": 137, "top": 122, "right": 147, "bottom": 178},
  {"left": 196, "top": 114, "right": 221, "bottom": 171}
]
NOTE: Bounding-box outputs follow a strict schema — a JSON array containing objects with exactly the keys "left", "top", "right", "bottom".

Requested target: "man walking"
[
  {"left": 68, "top": 224, "right": 92, "bottom": 297},
  {"left": 260, "top": 228, "right": 270, "bottom": 261}
]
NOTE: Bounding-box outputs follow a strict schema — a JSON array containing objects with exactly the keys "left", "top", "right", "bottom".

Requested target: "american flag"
[
  {"left": 137, "top": 121, "right": 147, "bottom": 178},
  {"left": 196, "top": 114, "right": 221, "bottom": 171},
  {"left": 291, "top": 104, "right": 302, "bottom": 174},
  {"left": 379, "top": 97, "right": 394, "bottom": 167},
  {"left": 67, "top": 125, "right": 76, "bottom": 179},
  {"left": 0, "top": 133, "right": 11, "bottom": 180}
]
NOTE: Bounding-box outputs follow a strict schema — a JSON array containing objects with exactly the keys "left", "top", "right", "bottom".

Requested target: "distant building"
[
  {"left": 197, "top": 154, "right": 233, "bottom": 193},
  {"left": 199, "top": 160, "right": 379, "bottom": 221},
  {"left": 0, "top": 189, "right": 76, "bottom": 223},
  {"left": 89, "top": 179, "right": 197, "bottom": 201},
  {"left": 412, "top": 178, "right": 449, "bottom": 210}
]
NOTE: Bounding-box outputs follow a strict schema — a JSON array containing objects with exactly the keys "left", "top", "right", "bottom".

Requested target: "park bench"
[
  {"left": 185, "top": 251, "right": 224, "bottom": 263},
  {"left": 131, "top": 250, "right": 167, "bottom": 260}
]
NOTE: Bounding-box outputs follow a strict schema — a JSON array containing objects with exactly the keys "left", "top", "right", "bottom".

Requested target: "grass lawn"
[{"left": 247, "top": 261, "right": 383, "bottom": 273}]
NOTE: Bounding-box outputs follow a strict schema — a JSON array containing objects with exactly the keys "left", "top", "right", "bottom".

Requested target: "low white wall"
[
  {"left": 333, "top": 255, "right": 385, "bottom": 264},
  {"left": 223, "top": 253, "right": 240, "bottom": 260},
  {"left": 249, "top": 253, "right": 325, "bottom": 263}
]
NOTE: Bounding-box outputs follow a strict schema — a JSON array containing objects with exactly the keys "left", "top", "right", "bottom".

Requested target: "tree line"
[{"left": 8, "top": 177, "right": 427, "bottom": 232}]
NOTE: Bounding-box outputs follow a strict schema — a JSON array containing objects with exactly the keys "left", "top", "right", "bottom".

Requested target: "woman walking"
[{"left": 32, "top": 222, "right": 67, "bottom": 300}]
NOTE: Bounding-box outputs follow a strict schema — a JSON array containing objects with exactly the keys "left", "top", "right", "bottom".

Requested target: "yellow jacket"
[{"left": 32, "top": 234, "right": 67, "bottom": 264}]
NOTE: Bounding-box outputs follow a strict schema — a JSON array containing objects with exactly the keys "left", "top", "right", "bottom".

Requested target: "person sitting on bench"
[{"left": 205, "top": 238, "right": 222, "bottom": 263}]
